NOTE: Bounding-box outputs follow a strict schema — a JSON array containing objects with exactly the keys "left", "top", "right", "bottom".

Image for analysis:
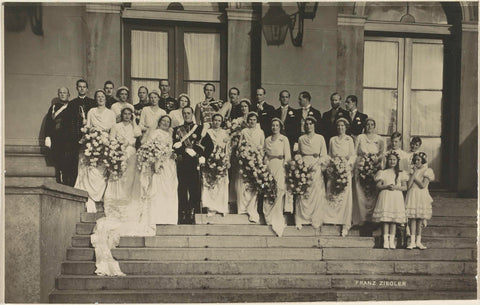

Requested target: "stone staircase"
[{"left": 49, "top": 196, "right": 477, "bottom": 303}]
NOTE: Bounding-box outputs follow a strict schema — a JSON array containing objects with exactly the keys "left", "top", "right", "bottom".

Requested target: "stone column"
[
  {"left": 85, "top": 3, "right": 123, "bottom": 90},
  {"left": 336, "top": 14, "right": 366, "bottom": 110},
  {"left": 457, "top": 22, "right": 478, "bottom": 196},
  {"left": 226, "top": 5, "right": 259, "bottom": 100}
]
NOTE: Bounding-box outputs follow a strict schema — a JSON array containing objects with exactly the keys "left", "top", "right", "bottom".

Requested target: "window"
[{"left": 124, "top": 20, "right": 226, "bottom": 107}]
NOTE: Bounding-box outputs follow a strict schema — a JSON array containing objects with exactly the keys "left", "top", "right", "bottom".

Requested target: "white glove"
[
  {"left": 185, "top": 148, "right": 196, "bottom": 157},
  {"left": 199, "top": 156, "right": 206, "bottom": 164},
  {"left": 45, "top": 137, "right": 51, "bottom": 148},
  {"left": 173, "top": 142, "right": 182, "bottom": 149},
  {"left": 293, "top": 142, "right": 299, "bottom": 152}
]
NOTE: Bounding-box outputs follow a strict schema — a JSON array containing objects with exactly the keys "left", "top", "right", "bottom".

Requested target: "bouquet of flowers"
[
  {"left": 202, "top": 145, "right": 230, "bottom": 189},
  {"left": 136, "top": 140, "right": 173, "bottom": 173},
  {"left": 357, "top": 153, "right": 380, "bottom": 199},
  {"left": 79, "top": 126, "right": 110, "bottom": 168},
  {"left": 103, "top": 138, "right": 128, "bottom": 180},
  {"left": 236, "top": 139, "right": 277, "bottom": 202},
  {"left": 226, "top": 118, "right": 245, "bottom": 148},
  {"left": 286, "top": 154, "right": 314, "bottom": 198},
  {"left": 326, "top": 156, "right": 350, "bottom": 205}
]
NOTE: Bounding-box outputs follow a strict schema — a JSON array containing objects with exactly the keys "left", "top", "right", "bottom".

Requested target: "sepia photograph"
[{"left": 2, "top": 1, "right": 478, "bottom": 303}]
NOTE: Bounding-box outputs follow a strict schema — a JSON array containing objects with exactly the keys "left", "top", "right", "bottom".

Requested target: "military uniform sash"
[{"left": 176, "top": 124, "right": 198, "bottom": 148}]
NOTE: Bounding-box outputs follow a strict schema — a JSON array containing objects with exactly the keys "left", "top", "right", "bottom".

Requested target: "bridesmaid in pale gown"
[
  {"left": 263, "top": 118, "right": 292, "bottom": 237},
  {"left": 143, "top": 115, "right": 179, "bottom": 225},
  {"left": 352, "top": 118, "right": 385, "bottom": 226},
  {"left": 295, "top": 116, "right": 328, "bottom": 231},
  {"left": 75, "top": 89, "right": 116, "bottom": 213},
  {"left": 103, "top": 108, "right": 141, "bottom": 205},
  {"left": 202, "top": 113, "right": 230, "bottom": 216},
  {"left": 110, "top": 86, "right": 135, "bottom": 122},
  {"left": 236, "top": 112, "right": 265, "bottom": 223},
  {"left": 169, "top": 94, "right": 195, "bottom": 128},
  {"left": 324, "top": 118, "right": 355, "bottom": 236},
  {"left": 139, "top": 90, "right": 167, "bottom": 137}
]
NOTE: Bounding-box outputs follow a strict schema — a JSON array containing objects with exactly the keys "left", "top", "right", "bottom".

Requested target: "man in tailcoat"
[
  {"left": 274, "top": 90, "right": 299, "bottom": 152},
  {"left": 345, "top": 95, "right": 368, "bottom": 138},
  {"left": 296, "top": 91, "right": 323, "bottom": 136},
  {"left": 173, "top": 106, "right": 214, "bottom": 224},
  {"left": 322, "top": 92, "right": 349, "bottom": 149},
  {"left": 252, "top": 87, "right": 275, "bottom": 137},
  {"left": 44, "top": 87, "right": 79, "bottom": 186},
  {"left": 228, "top": 87, "right": 242, "bottom": 120}
]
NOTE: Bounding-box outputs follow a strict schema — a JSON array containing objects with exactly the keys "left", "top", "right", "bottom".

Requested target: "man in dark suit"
[
  {"left": 345, "top": 95, "right": 368, "bottom": 138},
  {"left": 44, "top": 87, "right": 79, "bottom": 186},
  {"left": 104, "top": 80, "right": 117, "bottom": 109},
  {"left": 322, "top": 92, "right": 349, "bottom": 149},
  {"left": 252, "top": 87, "right": 275, "bottom": 137},
  {"left": 296, "top": 91, "right": 322, "bottom": 136},
  {"left": 173, "top": 106, "right": 214, "bottom": 224},
  {"left": 274, "top": 90, "right": 299, "bottom": 151}
]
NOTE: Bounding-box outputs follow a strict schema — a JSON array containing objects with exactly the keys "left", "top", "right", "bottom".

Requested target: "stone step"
[
  {"left": 62, "top": 260, "right": 476, "bottom": 276},
  {"left": 66, "top": 247, "right": 324, "bottom": 261},
  {"left": 431, "top": 199, "right": 477, "bottom": 216},
  {"left": 421, "top": 237, "right": 477, "bottom": 249},
  {"left": 76, "top": 223, "right": 359, "bottom": 236},
  {"left": 62, "top": 260, "right": 328, "bottom": 275},
  {"left": 372, "top": 226, "right": 476, "bottom": 238},
  {"left": 428, "top": 216, "right": 476, "bottom": 227},
  {"left": 322, "top": 248, "right": 475, "bottom": 261},
  {"left": 80, "top": 212, "right": 105, "bottom": 223},
  {"left": 49, "top": 288, "right": 477, "bottom": 303},
  {"left": 55, "top": 274, "right": 476, "bottom": 291}
]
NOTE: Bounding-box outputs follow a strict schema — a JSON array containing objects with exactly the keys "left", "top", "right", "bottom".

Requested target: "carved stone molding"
[
  {"left": 226, "top": 8, "right": 259, "bottom": 21},
  {"left": 86, "top": 3, "right": 122, "bottom": 14}
]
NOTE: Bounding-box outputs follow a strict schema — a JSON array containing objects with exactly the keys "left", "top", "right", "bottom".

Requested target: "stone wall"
[{"left": 4, "top": 180, "right": 87, "bottom": 303}]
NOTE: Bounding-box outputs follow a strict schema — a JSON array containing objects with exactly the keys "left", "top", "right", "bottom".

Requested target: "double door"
[{"left": 363, "top": 37, "right": 444, "bottom": 184}]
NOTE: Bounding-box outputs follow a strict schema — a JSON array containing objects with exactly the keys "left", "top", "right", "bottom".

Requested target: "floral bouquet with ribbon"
[
  {"left": 79, "top": 126, "right": 110, "bottom": 168},
  {"left": 236, "top": 139, "right": 277, "bottom": 202},
  {"left": 202, "top": 145, "right": 230, "bottom": 189},
  {"left": 286, "top": 154, "right": 314, "bottom": 198},
  {"left": 136, "top": 140, "right": 173, "bottom": 173},
  {"left": 326, "top": 156, "right": 349, "bottom": 205},
  {"left": 357, "top": 153, "right": 380, "bottom": 199},
  {"left": 103, "top": 138, "right": 128, "bottom": 180}
]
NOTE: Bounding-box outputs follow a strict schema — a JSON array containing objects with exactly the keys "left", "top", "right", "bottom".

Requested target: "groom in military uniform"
[{"left": 173, "top": 106, "right": 214, "bottom": 224}]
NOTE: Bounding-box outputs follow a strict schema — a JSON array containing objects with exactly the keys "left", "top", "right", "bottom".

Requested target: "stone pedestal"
[{"left": 4, "top": 180, "right": 87, "bottom": 303}]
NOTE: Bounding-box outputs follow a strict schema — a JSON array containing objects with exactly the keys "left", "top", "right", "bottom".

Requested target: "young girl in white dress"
[
  {"left": 405, "top": 152, "right": 434, "bottom": 249},
  {"left": 372, "top": 151, "right": 408, "bottom": 249}
]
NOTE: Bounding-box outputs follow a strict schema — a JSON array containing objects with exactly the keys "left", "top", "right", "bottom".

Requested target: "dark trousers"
[
  {"left": 177, "top": 162, "right": 201, "bottom": 215},
  {"left": 52, "top": 143, "right": 79, "bottom": 187}
]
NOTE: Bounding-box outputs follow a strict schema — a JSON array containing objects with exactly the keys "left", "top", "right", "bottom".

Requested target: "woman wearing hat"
[
  {"left": 295, "top": 116, "right": 328, "bottom": 231},
  {"left": 75, "top": 89, "right": 116, "bottom": 213},
  {"left": 236, "top": 112, "right": 265, "bottom": 223},
  {"left": 324, "top": 117, "right": 355, "bottom": 236},
  {"left": 263, "top": 118, "right": 292, "bottom": 236},
  {"left": 139, "top": 90, "right": 167, "bottom": 141},
  {"left": 111, "top": 86, "right": 135, "bottom": 122}
]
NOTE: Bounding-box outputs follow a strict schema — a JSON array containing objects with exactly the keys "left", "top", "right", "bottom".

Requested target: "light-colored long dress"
[
  {"left": 144, "top": 129, "right": 179, "bottom": 225},
  {"left": 295, "top": 133, "right": 327, "bottom": 229},
  {"left": 75, "top": 107, "right": 116, "bottom": 205},
  {"left": 236, "top": 127, "right": 265, "bottom": 223},
  {"left": 324, "top": 135, "right": 355, "bottom": 229},
  {"left": 169, "top": 108, "right": 196, "bottom": 128},
  {"left": 91, "top": 121, "right": 140, "bottom": 277},
  {"left": 263, "top": 134, "right": 292, "bottom": 236},
  {"left": 352, "top": 133, "right": 385, "bottom": 225},
  {"left": 202, "top": 128, "right": 230, "bottom": 215}
]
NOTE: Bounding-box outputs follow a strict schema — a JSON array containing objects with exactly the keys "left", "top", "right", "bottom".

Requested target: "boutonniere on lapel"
[
  {"left": 308, "top": 111, "right": 313, "bottom": 116},
  {"left": 192, "top": 134, "right": 197, "bottom": 140},
  {"left": 288, "top": 111, "right": 294, "bottom": 116},
  {"left": 175, "top": 133, "right": 181, "bottom": 140},
  {"left": 338, "top": 112, "right": 344, "bottom": 117},
  {"left": 356, "top": 117, "right": 361, "bottom": 121}
]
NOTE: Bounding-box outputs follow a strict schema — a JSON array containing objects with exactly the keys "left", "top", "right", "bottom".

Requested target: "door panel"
[{"left": 363, "top": 37, "right": 443, "bottom": 184}]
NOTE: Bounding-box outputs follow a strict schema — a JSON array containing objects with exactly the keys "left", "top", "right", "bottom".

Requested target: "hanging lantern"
[{"left": 261, "top": 4, "right": 292, "bottom": 46}]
